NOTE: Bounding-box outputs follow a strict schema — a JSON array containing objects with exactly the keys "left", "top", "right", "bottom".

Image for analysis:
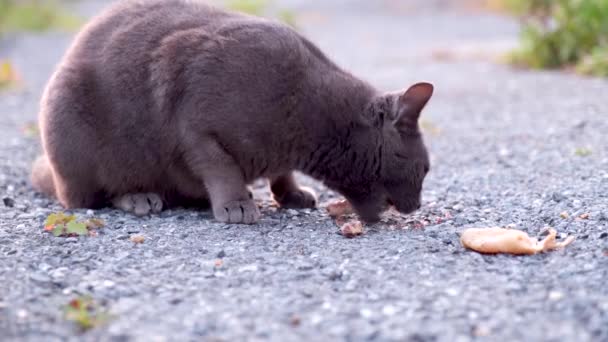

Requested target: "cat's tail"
[{"left": 31, "top": 155, "right": 56, "bottom": 198}]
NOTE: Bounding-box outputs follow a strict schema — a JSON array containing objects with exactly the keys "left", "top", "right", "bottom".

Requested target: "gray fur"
[{"left": 31, "top": 0, "right": 433, "bottom": 224}]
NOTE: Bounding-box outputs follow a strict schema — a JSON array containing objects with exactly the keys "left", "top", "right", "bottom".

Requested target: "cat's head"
[{"left": 336, "top": 82, "right": 434, "bottom": 222}]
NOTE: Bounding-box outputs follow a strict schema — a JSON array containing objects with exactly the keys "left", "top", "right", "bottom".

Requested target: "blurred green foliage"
[
  {"left": 506, "top": 0, "right": 608, "bottom": 76},
  {"left": 226, "top": 0, "right": 296, "bottom": 27},
  {"left": 0, "top": 0, "right": 81, "bottom": 33},
  {"left": 227, "top": 0, "right": 269, "bottom": 16}
]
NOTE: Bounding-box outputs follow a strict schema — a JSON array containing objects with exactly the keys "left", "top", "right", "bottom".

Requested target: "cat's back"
[
  {"left": 67, "top": 0, "right": 231, "bottom": 62},
  {"left": 64, "top": 0, "right": 310, "bottom": 95}
]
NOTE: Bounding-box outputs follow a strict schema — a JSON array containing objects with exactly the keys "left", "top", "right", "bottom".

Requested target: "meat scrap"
[
  {"left": 460, "top": 227, "right": 575, "bottom": 255},
  {"left": 340, "top": 220, "right": 363, "bottom": 238},
  {"left": 326, "top": 199, "right": 354, "bottom": 218},
  {"left": 326, "top": 199, "right": 364, "bottom": 238}
]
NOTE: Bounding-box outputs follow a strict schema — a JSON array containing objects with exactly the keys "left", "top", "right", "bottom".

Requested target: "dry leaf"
[
  {"left": 0, "top": 60, "right": 19, "bottom": 88},
  {"left": 461, "top": 227, "right": 575, "bottom": 255}
]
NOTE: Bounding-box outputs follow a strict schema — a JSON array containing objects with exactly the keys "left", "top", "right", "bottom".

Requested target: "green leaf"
[
  {"left": 64, "top": 296, "right": 110, "bottom": 330},
  {"left": 52, "top": 224, "right": 65, "bottom": 237},
  {"left": 45, "top": 213, "right": 60, "bottom": 227},
  {"left": 66, "top": 221, "right": 88, "bottom": 236},
  {"left": 575, "top": 147, "right": 592, "bottom": 156},
  {"left": 227, "top": 0, "right": 269, "bottom": 15}
]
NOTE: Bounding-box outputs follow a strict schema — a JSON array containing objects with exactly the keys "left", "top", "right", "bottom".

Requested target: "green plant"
[
  {"left": 44, "top": 212, "right": 105, "bottom": 237},
  {"left": 0, "top": 0, "right": 81, "bottom": 33},
  {"left": 574, "top": 147, "right": 592, "bottom": 157},
  {"left": 506, "top": 0, "right": 608, "bottom": 76},
  {"left": 227, "top": 0, "right": 269, "bottom": 16},
  {"left": 577, "top": 46, "right": 608, "bottom": 76},
  {"left": 225, "top": 0, "right": 297, "bottom": 27},
  {"left": 65, "top": 296, "right": 110, "bottom": 330}
]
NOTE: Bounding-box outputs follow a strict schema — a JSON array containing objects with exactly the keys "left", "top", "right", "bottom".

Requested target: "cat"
[{"left": 31, "top": 0, "right": 433, "bottom": 224}]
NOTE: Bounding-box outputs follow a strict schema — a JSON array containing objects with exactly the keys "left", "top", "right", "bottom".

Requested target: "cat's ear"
[{"left": 394, "top": 82, "right": 434, "bottom": 132}]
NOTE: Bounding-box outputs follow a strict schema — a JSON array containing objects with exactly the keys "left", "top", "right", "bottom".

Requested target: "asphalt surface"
[{"left": 1, "top": 1, "right": 607, "bottom": 341}]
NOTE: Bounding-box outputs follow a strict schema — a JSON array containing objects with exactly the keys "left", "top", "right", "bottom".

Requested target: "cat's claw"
[
  {"left": 274, "top": 187, "right": 317, "bottom": 209},
  {"left": 113, "top": 193, "right": 163, "bottom": 216},
  {"left": 214, "top": 199, "right": 260, "bottom": 224}
]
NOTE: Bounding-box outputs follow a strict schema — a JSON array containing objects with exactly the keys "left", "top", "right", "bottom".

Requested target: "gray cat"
[{"left": 31, "top": 0, "right": 433, "bottom": 224}]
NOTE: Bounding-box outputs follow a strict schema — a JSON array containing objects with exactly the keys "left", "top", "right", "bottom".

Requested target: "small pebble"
[
  {"left": 29, "top": 273, "right": 51, "bottom": 284},
  {"left": 16, "top": 309, "right": 28, "bottom": 319},
  {"left": 238, "top": 264, "right": 258, "bottom": 273},
  {"left": 382, "top": 305, "right": 397, "bottom": 316},
  {"left": 551, "top": 192, "right": 566, "bottom": 202},
  {"left": 3, "top": 197, "right": 14, "bottom": 207},
  {"left": 548, "top": 290, "right": 564, "bottom": 301},
  {"left": 445, "top": 288, "right": 459, "bottom": 297},
  {"left": 360, "top": 308, "right": 373, "bottom": 319}
]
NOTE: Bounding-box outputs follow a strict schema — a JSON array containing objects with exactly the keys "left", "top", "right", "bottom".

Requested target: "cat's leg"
[
  {"left": 53, "top": 173, "right": 105, "bottom": 209},
  {"left": 46, "top": 147, "right": 105, "bottom": 209},
  {"left": 185, "top": 138, "right": 260, "bottom": 224},
  {"left": 270, "top": 173, "right": 317, "bottom": 209},
  {"left": 112, "top": 193, "right": 163, "bottom": 216}
]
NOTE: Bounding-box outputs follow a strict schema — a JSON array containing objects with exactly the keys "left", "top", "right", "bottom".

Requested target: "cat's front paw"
[
  {"left": 112, "top": 193, "right": 163, "bottom": 216},
  {"left": 213, "top": 199, "right": 260, "bottom": 224},
  {"left": 273, "top": 187, "right": 317, "bottom": 209}
]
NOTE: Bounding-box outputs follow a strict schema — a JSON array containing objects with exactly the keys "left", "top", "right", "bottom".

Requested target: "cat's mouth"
[{"left": 386, "top": 197, "right": 421, "bottom": 214}]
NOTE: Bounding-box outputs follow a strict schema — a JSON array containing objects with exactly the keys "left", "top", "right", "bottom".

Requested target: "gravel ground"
[{"left": 1, "top": 1, "right": 607, "bottom": 341}]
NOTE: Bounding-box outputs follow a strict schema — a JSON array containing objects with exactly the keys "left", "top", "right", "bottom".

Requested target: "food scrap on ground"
[
  {"left": 560, "top": 211, "right": 569, "bottom": 219},
  {"left": 340, "top": 220, "right": 364, "bottom": 238},
  {"left": 327, "top": 200, "right": 363, "bottom": 239},
  {"left": 326, "top": 199, "right": 354, "bottom": 217},
  {"left": 460, "top": 227, "right": 575, "bottom": 255},
  {"left": 326, "top": 199, "right": 365, "bottom": 238},
  {"left": 289, "top": 315, "right": 301, "bottom": 327},
  {"left": 129, "top": 234, "right": 145, "bottom": 244}
]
